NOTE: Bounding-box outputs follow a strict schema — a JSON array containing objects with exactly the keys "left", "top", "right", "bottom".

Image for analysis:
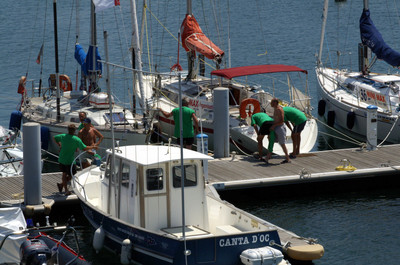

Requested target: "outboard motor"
[{"left": 20, "top": 239, "right": 51, "bottom": 265}]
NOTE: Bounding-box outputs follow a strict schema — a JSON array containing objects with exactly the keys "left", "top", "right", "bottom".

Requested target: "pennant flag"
[
  {"left": 93, "top": 0, "right": 120, "bottom": 13},
  {"left": 36, "top": 44, "right": 43, "bottom": 64}
]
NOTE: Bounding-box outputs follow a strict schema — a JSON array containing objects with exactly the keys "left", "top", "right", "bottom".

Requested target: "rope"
[
  {"left": 229, "top": 137, "right": 253, "bottom": 157},
  {"left": 315, "top": 117, "right": 365, "bottom": 147},
  {"left": 377, "top": 115, "right": 399, "bottom": 147}
]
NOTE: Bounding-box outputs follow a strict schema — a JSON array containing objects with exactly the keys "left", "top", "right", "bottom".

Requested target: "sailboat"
[
  {"left": 316, "top": 0, "right": 400, "bottom": 144},
  {"left": 147, "top": 2, "right": 318, "bottom": 157},
  {"left": 16, "top": 1, "right": 149, "bottom": 158}
]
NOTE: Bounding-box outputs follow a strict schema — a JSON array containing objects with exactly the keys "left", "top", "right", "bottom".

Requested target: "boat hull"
[
  {"left": 79, "top": 199, "right": 282, "bottom": 265},
  {"left": 21, "top": 118, "right": 147, "bottom": 158},
  {"left": 316, "top": 67, "right": 400, "bottom": 144}
]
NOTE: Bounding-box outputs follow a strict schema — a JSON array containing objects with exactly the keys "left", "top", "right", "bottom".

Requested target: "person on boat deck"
[
  {"left": 250, "top": 111, "right": 275, "bottom": 163},
  {"left": 159, "top": 98, "right": 199, "bottom": 150},
  {"left": 78, "top": 118, "right": 103, "bottom": 168},
  {"left": 78, "top": 111, "right": 87, "bottom": 131},
  {"left": 54, "top": 124, "right": 96, "bottom": 195},
  {"left": 283, "top": 106, "right": 307, "bottom": 158},
  {"left": 270, "top": 98, "right": 291, "bottom": 164}
]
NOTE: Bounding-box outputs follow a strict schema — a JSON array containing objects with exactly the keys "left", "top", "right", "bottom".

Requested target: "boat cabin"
[{"left": 89, "top": 145, "right": 212, "bottom": 231}]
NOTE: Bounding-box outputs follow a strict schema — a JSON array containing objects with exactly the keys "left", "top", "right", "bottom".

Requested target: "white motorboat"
[
  {"left": 0, "top": 126, "right": 23, "bottom": 177},
  {"left": 73, "top": 144, "right": 324, "bottom": 264}
]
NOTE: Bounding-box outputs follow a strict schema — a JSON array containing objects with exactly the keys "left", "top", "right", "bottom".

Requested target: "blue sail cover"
[
  {"left": 74, "top": 44, "right": 103, "bottom": 76},
  {"left": 360, "top": 9, "right": 400, "bottom": 67}
]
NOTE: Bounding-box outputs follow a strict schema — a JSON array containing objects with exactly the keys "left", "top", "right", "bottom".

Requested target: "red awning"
[
  {"left": 181, "top": 14, "right": 224, "bottom": 62},
  {"left": 211, "top": 64, "right": 308, "bottom": 79}
]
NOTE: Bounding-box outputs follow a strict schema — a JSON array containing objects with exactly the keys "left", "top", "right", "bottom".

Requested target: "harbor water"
[{"left": 1, "top": 0, "right": 400, "bottom": 264}]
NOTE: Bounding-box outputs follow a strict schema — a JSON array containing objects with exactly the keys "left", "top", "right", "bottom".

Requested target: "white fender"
[
  {"left": 120, "top": 239, "right": 131, "bottom": 265},
  {"left": 93, "top": 226, "right": 105, "bottom": 253}
]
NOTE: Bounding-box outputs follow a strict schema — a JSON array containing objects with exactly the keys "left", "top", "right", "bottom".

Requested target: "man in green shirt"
[
  {"left": 160, "top": 98, "right": 199, "bottom": 149},
  {"left": 54, "top": 124, "right": 95, "bottom": 195},
  {"left": 283, "top": 106, "right": 307, "bottom": 158},
  {"left": 250, "top": 112, "right": 275, "bottom": 163}
]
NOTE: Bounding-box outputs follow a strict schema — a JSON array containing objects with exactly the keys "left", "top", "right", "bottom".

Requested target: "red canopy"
[
  {"left": 211, "top": 64, "right": 308, "bottom": 79},
  {"left": 181, "top": 14, "right": 224, "bottom": 62}
]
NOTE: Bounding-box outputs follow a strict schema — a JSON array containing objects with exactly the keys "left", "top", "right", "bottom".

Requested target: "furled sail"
[
  {"left": 74, "top": 44, "right": 103, "bottom": 76},
  {"left": 180, "top": 14, "right": 224, "bottom": 64},
  {"left": 360, "top": 9, "right": 400, "bottom": 67}
]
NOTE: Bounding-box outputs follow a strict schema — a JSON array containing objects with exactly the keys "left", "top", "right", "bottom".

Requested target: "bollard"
[
  {"left": 23, "top": 122, "right": 42, "bottom": 206},
  {"left": 366, "top": 105, "right": 378, "bottom": 151},
  {"left": 213, "top": 88, "right": 229, "bottom": 158}
]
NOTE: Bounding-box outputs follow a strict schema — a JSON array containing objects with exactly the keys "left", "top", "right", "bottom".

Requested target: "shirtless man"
[
  {"left": 78, "top": 118, "right": 104, "bottom": 168},
  {"left": 270, "top": 98, "right": 291, "bottom": 164}
]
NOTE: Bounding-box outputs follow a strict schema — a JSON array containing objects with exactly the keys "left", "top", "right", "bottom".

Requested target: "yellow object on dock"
[
  {"left": 285, "top": 243, "right": 325, "bottom": 261},
  {"left": 335, "top": 158, "right": 357, "bottom": 171}
]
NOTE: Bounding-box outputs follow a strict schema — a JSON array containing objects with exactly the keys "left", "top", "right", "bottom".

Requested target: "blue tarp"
[
  {"left": 74, "top": 44, "right": 102, "bottom": 76},
  {"left": 360, "top": 9, "right": 400, "bottom": 67}
]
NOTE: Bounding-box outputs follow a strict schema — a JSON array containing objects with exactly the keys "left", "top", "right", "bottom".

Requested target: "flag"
[
  {"left": 93, "top": 0, "right": 120, "bottom": 13},
  {"left": 36, "top": 44, "right": 43, "bottom": 64}
]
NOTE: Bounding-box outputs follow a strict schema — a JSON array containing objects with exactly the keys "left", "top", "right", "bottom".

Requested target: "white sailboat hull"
[{"left": 316, "top": 67, "right": 400, "bottom": 143}]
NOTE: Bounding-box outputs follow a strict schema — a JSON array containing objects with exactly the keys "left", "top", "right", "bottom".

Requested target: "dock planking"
[{"left": 207, "top": 144, "right": 400, "bottom": 190}]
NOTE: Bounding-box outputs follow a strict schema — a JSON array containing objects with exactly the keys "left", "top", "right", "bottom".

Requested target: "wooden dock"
[
  {"left": 207, "top": 144, "right": 400, "bottom": 191},
  {"left": 1, "top": 144, "right": 400, "bottom": 207}
]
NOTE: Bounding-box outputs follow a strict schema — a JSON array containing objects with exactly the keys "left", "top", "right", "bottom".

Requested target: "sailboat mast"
[
  {"left": 90, "top": 1, "right": 98, "bottom": 91},
  {"left": 317, "top": 0, "right": 329, "bottom": 67},
  {"left": 53, "top": 0, "right": 61, "bottom": 122},
  {"left": 129, "top": 0, "right": 146, "bottom": 115},
  {"left": 364, "top": 0, "right": 368, "bottom": 10}
]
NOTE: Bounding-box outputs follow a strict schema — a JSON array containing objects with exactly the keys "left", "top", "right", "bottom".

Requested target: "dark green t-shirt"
[
  {"left": 172, "top": 106, "right": 195, "bottom": 138},
  {"left": 54, "top": 134, "right": 87, "bottom": 165}
]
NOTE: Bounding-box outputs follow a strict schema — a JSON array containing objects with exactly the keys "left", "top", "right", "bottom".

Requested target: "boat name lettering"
[
  {"left": 189, "top": 99, "right": 213, "bottom": 110},
  {"left": 219, "top": 234, "right": 270, "bottom": 247},
  {"left": 361, "top": 89, "right": 386, "bottom": 103}
]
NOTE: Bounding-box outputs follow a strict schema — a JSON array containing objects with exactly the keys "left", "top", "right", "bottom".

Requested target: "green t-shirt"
[
  {"left": 172, "top": 106, "right": 195, "bottom": 138},
  {"left": 54, "top": 134, "right": 87, "bottom": 165},
  {"left": 283, "top": 106, "right": 307, "bottom": 125},
  {"left": 251, "top": 112, "right": 275, "bottom": 153},
  {"left": 78, "top": 123, "right": 84, "bottom": 131},
  {"left": 251, "top": 112, "right": 273, "bottom": 127}
]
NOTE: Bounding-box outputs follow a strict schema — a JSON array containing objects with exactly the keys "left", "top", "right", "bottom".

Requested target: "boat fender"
[
  {"left": 20, "top": 239, "right": 52, "bottom": 265},
  {"left": 239, "top": 98, "right": 261, "bottom": 119},
  {"left": 346, "top": 111, "right": 356, "bottom": 129},
  {"left": 93, "top": 226, "right": 105, "bottom": 253},
  {"left": 327, "top": 111, "right": 335, "bottom": 127},
  {"left": 41, "top": 126, "right": 50, "bottom": 150},
  {"left": 9, "top": 110, "right": 22, "bottom": 131},
  {"left": 318, "top": 100, "right": 326, "bottom": 116},
  {"left": 120, "top": 239, "right": 131, "bottom": 265}
]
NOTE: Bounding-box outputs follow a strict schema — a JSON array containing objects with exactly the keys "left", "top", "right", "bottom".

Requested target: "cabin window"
[
  {"left": 172, "top": 164, "right": 197, "bottom": 188},
  {"left": 146, "top": 168, "right": 164, "bottom": 191},
  {"left": 121, "top": 162, "right": 130, "bottom": 188}
]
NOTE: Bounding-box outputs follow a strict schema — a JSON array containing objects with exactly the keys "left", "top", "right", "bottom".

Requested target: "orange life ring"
[
  {"left": 59, "top": 74, "right": 73, "bottom": 92},
  {"left": 17, "top": 76, "right": 27, "bottom": 94},
  {"left": 239, "top": 98, "right": 261, "bottom": 119}
]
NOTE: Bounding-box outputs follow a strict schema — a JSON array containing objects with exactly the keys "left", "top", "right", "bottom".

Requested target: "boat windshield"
[{"left": 172, "top": 164, "right": 197, "bottom": 188}]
